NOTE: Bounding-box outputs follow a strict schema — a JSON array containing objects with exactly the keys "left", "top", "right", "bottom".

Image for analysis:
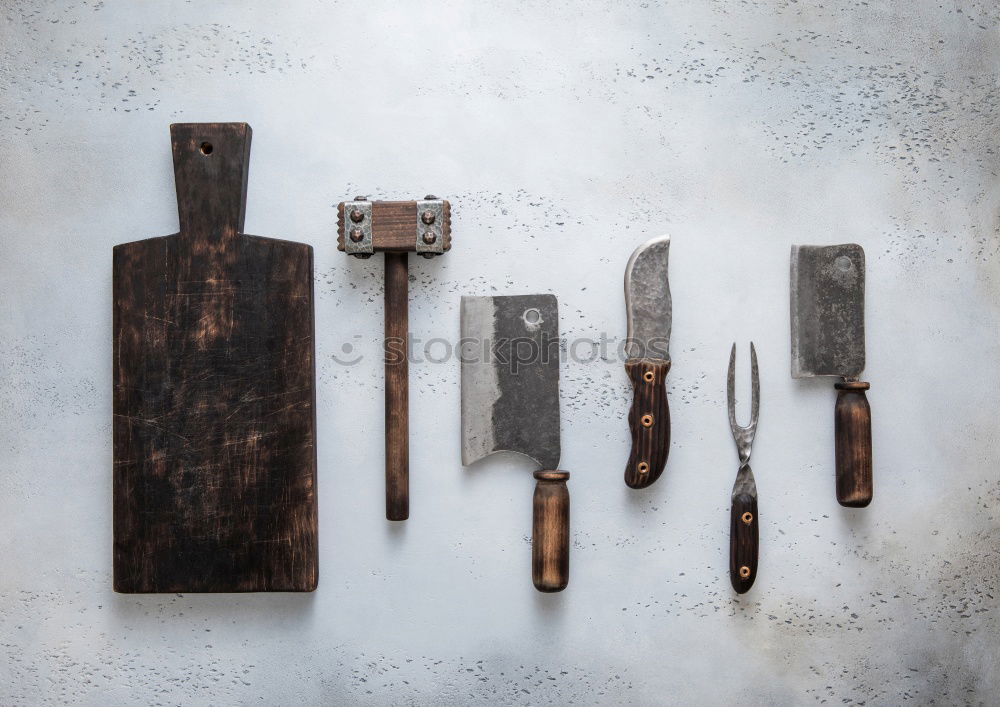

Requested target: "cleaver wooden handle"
[
  {"left": 532, "top": 471, "right": 570, "bottom": 593},
  {"left": 834, "top": 381, "right": 873, "bottom": 507},
  {"left": 729, "top": 484, "right": 758, "bottom": 594},
  {"left": 624, "top": 359, "right": 671, "bottom": 489},
  {"left": 384, "top": 252, "right": 409, "bottom": 521}
]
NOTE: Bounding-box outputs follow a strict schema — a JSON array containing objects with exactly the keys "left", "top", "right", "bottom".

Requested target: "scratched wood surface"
[{"left": 112, "top": 123, "right": 318, "bottom": 593}]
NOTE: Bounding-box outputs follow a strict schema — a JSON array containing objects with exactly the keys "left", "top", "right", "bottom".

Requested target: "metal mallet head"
[{"left": 337, "top": 196, "right": 451, "bottom": 259}]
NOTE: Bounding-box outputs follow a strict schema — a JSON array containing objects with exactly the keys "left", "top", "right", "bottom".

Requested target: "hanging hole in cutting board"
[{"left": 200, "top": 142, "right": 213, "bottom": 155}]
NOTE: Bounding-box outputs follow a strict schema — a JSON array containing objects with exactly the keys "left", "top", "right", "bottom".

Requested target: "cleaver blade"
[
  {"left": 790, "top": 243, "right": 866, "bottom": 379},
  {"left": 461, "top": 294, "right": 560, "bottom": 470}
]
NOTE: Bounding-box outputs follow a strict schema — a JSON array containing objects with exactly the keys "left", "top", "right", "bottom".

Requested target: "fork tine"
[
  {"left": 749, "top": 342, "right": 760, "bottom": 433},
  {"left": 727, "top": 342, "right": 737, "bottom": 434}
]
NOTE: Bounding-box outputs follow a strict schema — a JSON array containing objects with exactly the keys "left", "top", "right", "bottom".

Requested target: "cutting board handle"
[
  {"left": 170, "top": 123, "right": 252, "bottom": 243},
  {"left": 532, "top": 471, "right": 569, "bottom": 592},
  {"left": 834, "top": 381, "right": 873, "bottom": 507}
]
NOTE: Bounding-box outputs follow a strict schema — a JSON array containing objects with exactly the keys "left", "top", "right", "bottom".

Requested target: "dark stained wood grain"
[
  {"left": 729, "top": 485, "right": 758, "bottom": 594},
  {"left": 623, "top": 359, "right": 671, "bottom": 489},
  {"left": 384, "top": 252, "right": 409, "bottom": 521},
  {"left": 532, "top": 471, "right": 569, "bottom": 593},
  {"left": 834, "top": 381, "right": 873, "bottom": 508},
  {"left": 336, "top": 200, "right": 452, "bottom": 252},
  {"left": 113, "top": 123, "right": 317, "bottom": 593}
]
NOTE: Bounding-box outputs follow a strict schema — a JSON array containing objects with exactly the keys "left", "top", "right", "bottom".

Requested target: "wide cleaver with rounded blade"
[
  {"left": 461, "top": 294, "right": 569, "bottom": 592},
  {"left": 791, "top": 243, "right": 873, "bottom": 507}
]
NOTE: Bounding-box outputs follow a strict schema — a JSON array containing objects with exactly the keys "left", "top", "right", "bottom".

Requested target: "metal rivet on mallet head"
[
  {"left": 422, "top": 231, "right": 437, "bottom": 245},
  {"left": 350, "top": 227, "right": 364, "bottom": 242},
  {"left": 421, "top": 210, "right": 435, "bottom": 225},
  {"left": 350, "top": 209, "right": 365, "bottom": 223}
]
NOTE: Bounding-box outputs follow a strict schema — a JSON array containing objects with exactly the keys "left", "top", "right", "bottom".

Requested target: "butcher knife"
[
  {"left": 791, "top": 243, "right": 873, "bottom": 507},
  {"left": 623, "top": 235, "right": 672, "bottom": 489},
  {"left": 461, "top": 294, "right": 569, "bottom": 593}
]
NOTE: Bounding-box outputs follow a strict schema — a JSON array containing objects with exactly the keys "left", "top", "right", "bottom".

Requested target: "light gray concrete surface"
[{"left": 1, "top": 1, "right": 998, "bottom": 704}]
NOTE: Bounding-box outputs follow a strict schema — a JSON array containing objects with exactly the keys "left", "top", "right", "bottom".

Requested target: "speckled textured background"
[{"left": 1, "top": 1, "right": 998, "bottom": 704}]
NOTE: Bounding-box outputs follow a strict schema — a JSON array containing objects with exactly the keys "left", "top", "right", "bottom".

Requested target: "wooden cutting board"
[{"left": 112, "top": 123, "right": 317, "bottom": 593}]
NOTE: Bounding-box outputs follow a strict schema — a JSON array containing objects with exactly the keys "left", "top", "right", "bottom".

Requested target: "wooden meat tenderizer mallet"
[{"left": 338, "top": 196, "right": 452, "bottom": 520}]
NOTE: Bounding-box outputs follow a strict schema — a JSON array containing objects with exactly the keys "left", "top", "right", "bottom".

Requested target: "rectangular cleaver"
[
  {"left": 461, "top": 294, "right": 569, "bottom": 592},
  {"left": 791, "top": 243, "right": 873, "bottom": 507}
]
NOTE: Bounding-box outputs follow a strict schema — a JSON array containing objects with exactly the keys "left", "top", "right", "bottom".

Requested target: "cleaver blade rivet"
[{"left": 640, "top": 414, "right": 654, "bottom": 428}]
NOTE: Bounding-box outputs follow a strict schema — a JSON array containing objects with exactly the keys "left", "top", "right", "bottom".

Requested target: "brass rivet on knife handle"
[
  {"left": 834, "top": 380, "right": 873, "bottom": 507},
  {"left": 741, "top": 511, "right": 753, "bottom": 525},
  {"left": 532, "top": 470, "right": 570, "bottom": 593},
  {"left": 643, "top": 371, "right": 654, "bottom": 383},
  {"left": 739, "top": 566, "right": 751, "bottom": 579},
  {"left": 338, "top": 196, "right": 452, "bottom": 521},
  {"left": 624, "top": 359, "right": 671, "bottom": 489}
]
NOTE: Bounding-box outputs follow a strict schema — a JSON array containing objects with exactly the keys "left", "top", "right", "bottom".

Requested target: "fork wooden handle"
[
  {"left": 729, "top": 487, "right": 758, "bottom": 594},
  {"left": 834, "top": 381, "right": 872, "bottom": 508}
]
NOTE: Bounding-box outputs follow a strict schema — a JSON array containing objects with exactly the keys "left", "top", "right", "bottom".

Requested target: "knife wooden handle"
[
  {"left": 624, "top": 359, "right": 671, "bottom": 489},
  {"left": 834, "top": 381, "right": 872, "bottom": 508},
  {"left": 384, "top": 252, "right": 409, "bottom": 521},
  {"left": 532, "top": 471, "right": 569, "bottom": 593},
  {"left": 729, "top": 482, "right": 758, "bottom": 593}
]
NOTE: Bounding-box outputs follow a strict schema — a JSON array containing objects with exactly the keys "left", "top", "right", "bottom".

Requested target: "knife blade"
[
  {"left": 623, "top": 235, "right": 672, "bottom": 489},
  {"left": 461, "top": 294, "right": 569, "bottom": 592},
  {"left": 790, "top": 243, "right": 873, "bottom": 507}
]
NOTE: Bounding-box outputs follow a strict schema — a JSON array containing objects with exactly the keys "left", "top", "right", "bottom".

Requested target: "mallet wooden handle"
[
  {"left": 729, "top": 483, "right": 758, "bottom": 594},
  {"left": 623, "top": 359, "right": 671, "bottom": 489},
  {"left": 384, "top": 252, "right": 409, "bottom": 521},
  {"left": 338, "top": 197, "right": 451, "bottom": 522},
  {"left": 532, "top": 471, "right": 569, "bottom": 593},
  {"left": 834, "top": 381, "right": 872, "bottom": 508}
]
